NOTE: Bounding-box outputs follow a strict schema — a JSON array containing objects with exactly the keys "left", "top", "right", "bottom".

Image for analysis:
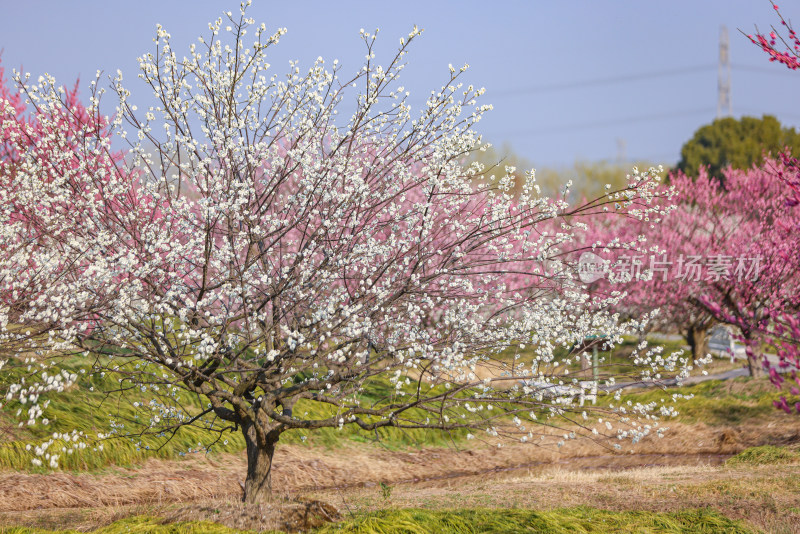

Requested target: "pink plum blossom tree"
[
  {"left": 668, "top": 163, "right": 800, "bottom": 378},
  {"left": 574, "top": 188, "right": 714, "bottom": 361},
  {"left": 578, "top": 160, "right": 800, "bottom": 380}
]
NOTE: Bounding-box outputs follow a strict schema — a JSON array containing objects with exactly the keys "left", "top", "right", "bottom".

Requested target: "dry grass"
[
  {"left": 163, "top": 499, "right": 339, "bottom": 533},
  {"left": 1, "top": 415, "right": 799, "bottom": 532},
  {"left": 2, "top": 415, "right": 800, "bottom": 514},
  {"left": 3, "top": 463, "right": 786, "bottom": 533}
]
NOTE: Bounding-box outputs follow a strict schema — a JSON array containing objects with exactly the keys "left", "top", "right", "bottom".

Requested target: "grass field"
[
  {"left": 0, "top": 357, "right": 467, "bottom": 472},
  {"left": 1, "top": 345, "right": 799, "bottom": 533},
  {"left": 0, "top": 335, "right": 753, "bottom": 473},
  {"left": 612, "top": 376, "right": 782, "bottom": 426}
]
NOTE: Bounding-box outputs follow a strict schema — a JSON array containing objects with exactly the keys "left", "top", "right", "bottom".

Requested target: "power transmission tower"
[
  {"left": 616, "top": 138, "right": 627, "bottom": 165},
  {"left": 718, "top": 25, "right": 731, "bottom": 118}
]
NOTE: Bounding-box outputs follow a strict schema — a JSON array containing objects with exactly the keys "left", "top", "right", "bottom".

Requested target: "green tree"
[{"left": 677, "top": 115, "right": 800, "bottom": 180}]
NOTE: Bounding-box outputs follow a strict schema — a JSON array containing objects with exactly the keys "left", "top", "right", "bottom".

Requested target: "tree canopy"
[{"left": 676, "top": 115, "right": 800, "bottom": 181}]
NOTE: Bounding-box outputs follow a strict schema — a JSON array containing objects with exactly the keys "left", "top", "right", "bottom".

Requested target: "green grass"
[
  {"left": 607, "top": 377, "right": 781, "bottom": 425},
  {"left": 726, "top": 445, "right": 800, "bottom": 466},
  {"left": 316, "top": 508, "right": 754, "bottom": 534},
  {"left": 285, "top": 377, "right": 469, "bottom": 451},
  {"left": 0, "top": 342, "right": 783, "bottom": 473},
  {"left": 0, "top": 508, "right": 755, "bottom": 534},
  {"left": 497, "top": 335, "right": 690, "bottom": 380},
  {"left": 0, "top": 357, "right": 247, "bottom": 471},
  {"left": 582, "top": 336, "right": 688, "bottom": 378},
  {"left": 0, "top": 357, "right": 467, "bottom": 472}
]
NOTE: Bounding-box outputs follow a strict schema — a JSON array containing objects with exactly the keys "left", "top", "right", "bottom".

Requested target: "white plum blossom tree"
[{"left": 1, "top": 4, "right": 686, "bottom": 503}]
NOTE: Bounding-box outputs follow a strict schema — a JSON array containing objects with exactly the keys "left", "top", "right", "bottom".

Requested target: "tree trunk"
[
  {"left": 747, "top": 356, "right": 763, "bottom": 378},
  {"left": 739, "top": 332, "right": 764, "bottom": 378},
  {"left": 747, "top": 344, "right": 764, "bottom": 378},
  {"left": 242, "top": 422, "right": 280, "bottom": 504},
  {"left": 686, "top": 323, "right": 710, "bottom": 361},
  {"left": 580, "top": 351, "right": 591, "bottom": 375}
]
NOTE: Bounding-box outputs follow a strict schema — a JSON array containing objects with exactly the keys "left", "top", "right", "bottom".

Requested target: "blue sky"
[{"left": 1, "top": 0, "right": 798, "bottom": 168}]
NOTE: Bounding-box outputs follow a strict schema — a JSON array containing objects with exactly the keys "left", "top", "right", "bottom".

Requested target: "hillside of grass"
[
  {"left": 496, "top": 335, "right": 716, "bottom": 381},
  {"left": 0, "top": 356, "right": 468, "bottom": 472}
]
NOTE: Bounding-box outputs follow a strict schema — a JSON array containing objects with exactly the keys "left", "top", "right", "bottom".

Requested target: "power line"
[
  {"left": 461, "top": 63, "right": 796, "bottom": 102},
  {"left": 731, "top": 63, "right": 800, "bottom": 76},
  {"left": 489, "top": 64, "right": 715, "bottom": 98},
  {"left": 486, "top": 107, "right": 714, "bottom": 139},
  {"left": 406, "top": 63, "right": 793, "bottom": 107}
]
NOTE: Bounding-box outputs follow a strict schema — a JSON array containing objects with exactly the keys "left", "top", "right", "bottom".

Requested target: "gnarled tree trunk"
[{"left": 241, "top": 421, "right": 281, "bottom": 504}]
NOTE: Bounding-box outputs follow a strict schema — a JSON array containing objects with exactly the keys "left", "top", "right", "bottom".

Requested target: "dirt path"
[{"left": 0, "top": 424, "right": 747, "bottom": 511}]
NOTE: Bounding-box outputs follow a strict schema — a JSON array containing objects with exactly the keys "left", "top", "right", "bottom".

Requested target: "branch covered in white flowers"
[{"left": 0, "top": 1, "right": 685, "bottom": 503}]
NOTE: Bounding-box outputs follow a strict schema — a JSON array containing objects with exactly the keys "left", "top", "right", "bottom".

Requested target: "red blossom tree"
[
  {"left": 745, "top": 2, "right": 800, "bottom": 411},
  {"left": 674, "top": 163, "right": 800, "bottom": 379},
  {"left": 747, "top": 2, "right": 800, "bottom": 71},
  {"left": 579, "top": 160, "right": 800, "bottom": 383}
]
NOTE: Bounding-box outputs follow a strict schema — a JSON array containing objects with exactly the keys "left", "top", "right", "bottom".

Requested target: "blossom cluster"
[{"left": 747, "top": 2, "right": 800, "bottom": 71}]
